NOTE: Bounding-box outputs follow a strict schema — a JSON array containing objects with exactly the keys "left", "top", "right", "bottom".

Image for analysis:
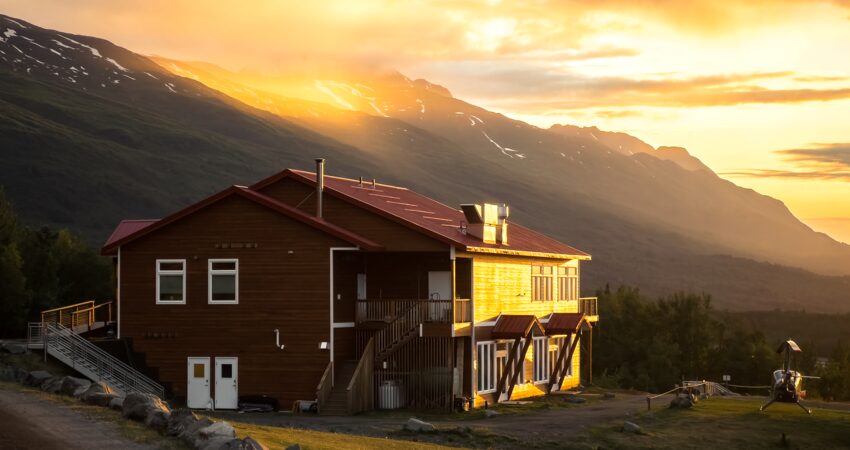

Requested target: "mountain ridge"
[{"left": 2, "top": 14, "right": 850, "bottom": 312}]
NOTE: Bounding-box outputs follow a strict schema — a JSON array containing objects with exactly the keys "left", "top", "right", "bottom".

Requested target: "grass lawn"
[
  {"left": 227, "top": 420, "right": 458, "bottom": 450},
  {"left": 580, "top": 396, "right": 850, "bottom": 449}
]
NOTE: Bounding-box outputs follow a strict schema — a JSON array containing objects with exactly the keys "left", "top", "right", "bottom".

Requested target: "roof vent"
[{"left": 461, "top": 203, "right": 508, "bottom": 244}]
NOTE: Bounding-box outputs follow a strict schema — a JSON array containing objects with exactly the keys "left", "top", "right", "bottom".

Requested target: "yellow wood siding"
[{"left": 461, "top": 252, "right": 583, "bottom": 405}]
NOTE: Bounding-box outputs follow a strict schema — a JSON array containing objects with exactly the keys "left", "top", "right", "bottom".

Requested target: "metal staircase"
[{"left": 37, "top": 322, "right": 164, "bottom": 398}]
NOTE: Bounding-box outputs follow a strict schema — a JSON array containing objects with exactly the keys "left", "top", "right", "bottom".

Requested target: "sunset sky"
[{"left": 6, "top": 0, "right": 850, "bottom": 242}]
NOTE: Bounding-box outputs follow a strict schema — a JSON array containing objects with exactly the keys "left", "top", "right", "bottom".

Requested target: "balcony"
[
  {"left": 578, "top": 297, "right": 599, "bottom": 322},
  {"left": 355, "top": 298, "right": 472, "bottom": 324}
]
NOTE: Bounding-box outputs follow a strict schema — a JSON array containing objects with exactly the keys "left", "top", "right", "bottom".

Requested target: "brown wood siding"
[
  {"left": 258, "top": 178, "right": 447, "bottom": 252},
  {"left": 119, "top": 195, "right": 351, "bottom": 408},
  {"left": 364, "top": 252, "right": 451, "bottom": 299}
]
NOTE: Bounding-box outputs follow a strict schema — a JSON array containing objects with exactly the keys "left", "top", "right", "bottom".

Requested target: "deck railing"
[
  {"left": 355, "top": 299, "right": 456, "bottom": 323},
  {"left": 454, "top": 298, "right": 471, "bottom": 322},
  {"left": 315, "top": 361, "right": 334, "bottom": 414},
  {"left": 579, "top": 297, "right": 598, "bottom": 318},
  {"left": 41, "top": 300, "right": 95, "bottom": 328},
  {"left": 347, "top": 338, "right": 374, "bottom": 414},
  {"left": 41, "top": 300, "right": 113, "bottom": 332}
]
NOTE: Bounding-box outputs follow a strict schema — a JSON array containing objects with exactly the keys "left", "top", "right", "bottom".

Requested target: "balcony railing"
[
  {"left": 579, "top": 296, "right": 598, "bottom": 318},
  {"left": 355, "top": 299, "right": 470, "bottom": 324}
]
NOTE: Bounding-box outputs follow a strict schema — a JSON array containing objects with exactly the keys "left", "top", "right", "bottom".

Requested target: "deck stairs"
[
  {"left": 26, "top": 300, "right": 165, "bottom": 398},
  {"left": 372, "top": 301, "right": 424, "bottom": 365},
  {"left": 319, "top": 360, "right": 359, "bottom": 416}
]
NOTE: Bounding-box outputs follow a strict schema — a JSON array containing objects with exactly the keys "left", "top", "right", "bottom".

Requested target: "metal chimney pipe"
[{"left": 315, "top": 158, "right": 325, "bottom": 218}]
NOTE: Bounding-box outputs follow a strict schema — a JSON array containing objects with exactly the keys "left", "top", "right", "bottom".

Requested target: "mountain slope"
[{"left": 2, "top": 14, "right": 850, "bottom": 312}]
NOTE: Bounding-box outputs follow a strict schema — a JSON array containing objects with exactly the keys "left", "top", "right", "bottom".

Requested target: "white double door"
[{"left": 187, "top": 356, "right": 238, "bottom": 409}]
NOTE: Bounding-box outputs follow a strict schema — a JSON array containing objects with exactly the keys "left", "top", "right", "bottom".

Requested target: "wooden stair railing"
[
  {"left": 315, "top": 361, "right": 334, "bottom": 414},
  {"left": 347, "top": 338, "right": 374, "bottom": 414},
  {"left": 372, "top": 300, "right": 424, "bottom": 364}
]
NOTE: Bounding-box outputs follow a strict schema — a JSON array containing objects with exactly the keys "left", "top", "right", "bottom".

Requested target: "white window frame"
[
  {"left": 477, "top": 341, "right": 496, "bottom": 394},
  {"left": 208, "top": 259, "right": 239, "bottom": 305},
  {"left": 533, "top": 336, "right": 550, "bottom": 384},
  {"left": 156, "top": 259, "right": 186, "bottom": 305}
]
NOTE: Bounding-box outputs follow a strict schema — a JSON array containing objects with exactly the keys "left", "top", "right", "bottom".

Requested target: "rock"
[
  {"left": 59, "top": 376, "right": 91, "bottom": 397},
  {"left": 199, "top": 437, "right": 235, "bottom": 450},
  {"left": 79, "top": 382, "right": 112, "bottom": 402},
  {"left": 602, "top": 392, "right": 616, "bottom": 399},
  {"left": 108, "top": 396, "right": 125, "bottom": 410},
  {"left": 23, "top": 370, "right": 52, "bottom": 387},
  {"left": 86, "top": 392, "right": 122, "bottom": 407},
  {"left": 13, "top": 367, "right": 28, "bottom": 383},
  {"left": 194, "top": 421, "right": 237, "bottom": 449},
  {"left": 285, "top": 444, "right": 301, "bottom": 450},
  {"left": 242, "top": 436, "right": 270, "bottom": 450},
  {"left": 167, "top": 409, "right": 199, "bottom": 436},
  {"left": 40, "top": 376, "right": 64, "bottom": 393},
  {"left": 2, "top": 342, "right": 27, "bottom": 354},
  {"left": 669, "top": 394, "right": 694, "bottom": 409},
  {"left": 623, "top": 421, "right": 642, "bottom": 434},
  {"left": 180, "top": 417, "right": 214, "bottom": 445},
  {"left": 123, "top": 392, "right": 170, "bottom": 421},
  {"left": 145, "top": 408, "right": 171, "bottom": 431},
  {"left": 484, "top": 409, "right": 499, "bottom": 418},
  {"left": 565, "top": 395, "right": 587, "bottom": 404},
  {"left": 404, "top": 417, "right": 435, "bottom": 432},
  {"left": 0, "top": 365, "right": 14, "bottom": 382}
]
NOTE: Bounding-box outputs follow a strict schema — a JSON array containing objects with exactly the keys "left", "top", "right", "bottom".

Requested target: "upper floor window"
[
  {"left": 532, "top": 265, "right": 553, "bottom": 301},
  {"left": 209, "top": 259, "right": 238, "bottom": 304},
  {"left": 156, "top": 259, "right": 186, "bottom": 304},
  {"left": 557, "top": 266, "right": 578, "bottom": 301}
]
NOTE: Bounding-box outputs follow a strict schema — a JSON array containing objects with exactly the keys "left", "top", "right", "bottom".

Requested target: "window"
[
  {"left": 532, "top": 265, "right": 553, "bottom": 301},
  {"left": 209, "top": 259, "right": 238, "bottom": 304},
  {"left": 192, "top": 363, "right": 205, "bottom": 378},
  {"left": 477, "top": 341, "right": 496, "bottom": 394},
  {"left": 156, "top": 259, "right": 186, "bottom": 304},
  {"left": 533, "top": 336, "right": 550, "bottom": 383},
  {"left": 496, "top": 340, "right": 526, "bottom": 387},
  {"left": 221, "top": 363, "right": 233, "bottom": 379},
  {"left": 557, "top": 266, "right": 578, "bottom": 301}
]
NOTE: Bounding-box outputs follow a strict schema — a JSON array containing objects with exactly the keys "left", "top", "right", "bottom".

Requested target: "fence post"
[{"left": 646, "top": 396, "right": 651, "bottom": 410}]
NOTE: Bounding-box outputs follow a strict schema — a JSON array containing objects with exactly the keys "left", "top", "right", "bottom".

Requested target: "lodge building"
[{"left": 101, "top": 160, "right": 598, "bottom": 413}]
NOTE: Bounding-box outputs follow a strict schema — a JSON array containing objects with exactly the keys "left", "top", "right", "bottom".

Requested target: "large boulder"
[
  {"left": 23, "top": 370, "right": 52, "bottom": 387},
  {"left": 122, "top": 392, "right": 171, "bottom": 421},
  {"left": 180, "top": 417, "right": 215, "bottom": 445},
  {"left": 108, "top": 396, "right": 125, "bottom": 411},
  {"left": 40, "top": 376, "right": 64, "bottom": 393},
  {"left": 194, "top": 421, "right": 237, "bottom": 450},
  {"left": 0, "top": 365, "right": 14, "bottom": 381},
  {"left": 86, "top": 392, "right": 122, "bottom": 407},
  {"left": 670, "top": 393, "right": 694, "bottom": 409},
  {"left": 1, "top": 342, "right": 27, "bottom": 354},
  {"left": 404, "top": 417, "right": 435, "bottom": 432},
  {"left": 59, "top": 376, "right": 91, "bottom": 397},
  {"left": 623, "top": 421, "right": 642, "bottom": 434},
  {"left": 167, "top": 409, "right": 199, "bottom": 437},
  {"left": 145, "top": 408, "right": 171, "bottom": 431},
  {"left": 79, "top": 382, "right": 112, "bottom": 402},
  {"left": 242, "top": 437, "right": 269, "bottom": 450}
]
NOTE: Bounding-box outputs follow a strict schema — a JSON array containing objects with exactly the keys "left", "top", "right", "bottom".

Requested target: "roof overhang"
[
  {"left": 491, "top": 314, "right": 546, "bottom": 339},
  {"left": 464, "top": 246, "right": 591, "bottom": 261},
  {"left": 544, "top": 312, "right": 591, "bottom": 336}
]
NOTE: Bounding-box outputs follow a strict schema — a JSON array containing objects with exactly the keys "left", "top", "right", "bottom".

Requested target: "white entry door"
[
  {"left": 187, "top": 357, "right": 211, "bottom": 409},
  {"left": 214, "top": 357, "right": 238, "bottom": 409}
]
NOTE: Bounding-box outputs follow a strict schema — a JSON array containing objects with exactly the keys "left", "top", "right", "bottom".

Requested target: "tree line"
[
  {"left": 0, "top": 189, "right": 111, "bottom": 337},
  {"left": 591, "top": 285, "right": 850, "bottom": 401}
]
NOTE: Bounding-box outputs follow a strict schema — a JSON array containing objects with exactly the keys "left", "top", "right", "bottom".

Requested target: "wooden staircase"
[{"left": 320, "top": 360, "right": 358, "bottom": 416}]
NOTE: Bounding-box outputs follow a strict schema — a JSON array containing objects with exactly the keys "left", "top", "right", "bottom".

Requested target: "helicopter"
[{"left": 760, "top": 339, "right": 819, "bottom": 414}]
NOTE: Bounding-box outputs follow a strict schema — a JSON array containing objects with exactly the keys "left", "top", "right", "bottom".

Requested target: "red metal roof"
[
  {"left": 544, "top": 313, "right": 589, "bottom": 335},
  {"left": 101, "top": 186, "right": 382, "bottom": 255},
  {"left": 103, "top": 219, "right": 158, "bottom": 249},
  {"left": 254, "top": 169, "right": 589, "bottom": 260},
  {"left": 491, "top": 315, "right": 545, "bottom": 339}
]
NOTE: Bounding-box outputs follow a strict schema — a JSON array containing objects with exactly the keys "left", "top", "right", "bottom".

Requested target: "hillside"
[{"left": 2, "top": 14, "right": 850, "bottom": 312}]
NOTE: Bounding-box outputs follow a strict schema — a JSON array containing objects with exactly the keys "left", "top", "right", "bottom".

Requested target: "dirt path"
[
  {"left": 211, "top": 393, "right": 666, "bottom": 442},
  {"left": 0, "top": 388, "right": 157, "bottom": 450}
]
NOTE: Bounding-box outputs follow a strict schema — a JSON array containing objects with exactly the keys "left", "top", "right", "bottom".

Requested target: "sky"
[{"left": 5, "top": 0, "right": 850, "bottom": 242}]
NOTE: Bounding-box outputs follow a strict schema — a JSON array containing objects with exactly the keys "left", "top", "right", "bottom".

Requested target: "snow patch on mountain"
[
  {"left": 1, "top": 28, "right": 17, "bottom": 42},
  {"left": 58, "top": 35, "right": 102, "bottom": 57},
  {"left": 105, "top": 57, "right": 128, "bottom": 72},
  {"left": 315, "top": 80, "right": 354, "bottom": 110}
]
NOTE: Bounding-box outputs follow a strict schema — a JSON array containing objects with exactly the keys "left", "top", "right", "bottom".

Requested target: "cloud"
[{"left": 723, "top": 143, "right": 850, "bottom": 181}]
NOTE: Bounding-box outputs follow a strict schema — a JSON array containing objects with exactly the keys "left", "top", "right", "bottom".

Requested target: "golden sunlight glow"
[{"left": 5, "top": 0, "right": 850, "bottom": 241}]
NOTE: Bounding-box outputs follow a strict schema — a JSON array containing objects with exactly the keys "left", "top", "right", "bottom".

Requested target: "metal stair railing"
[{"left": 43, "top": 322, "right": 164, "bottom": 398}]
